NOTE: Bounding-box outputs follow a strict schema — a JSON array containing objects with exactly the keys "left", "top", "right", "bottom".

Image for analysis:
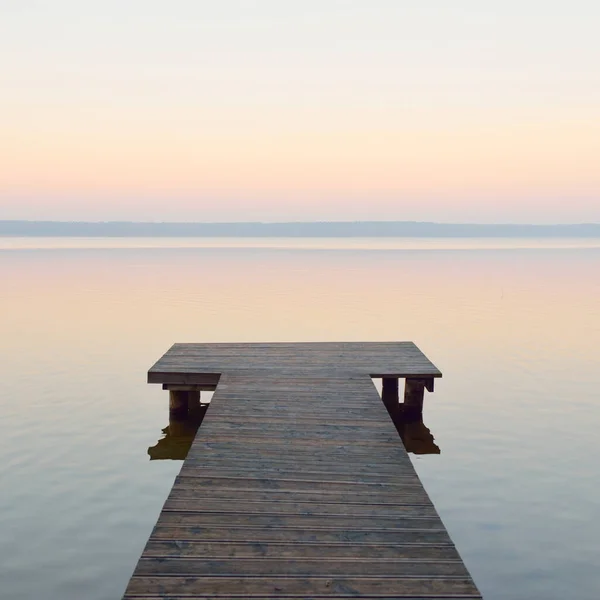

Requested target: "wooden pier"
[{"left": 123, "top": 342, "right": 482, "bottom": 599}]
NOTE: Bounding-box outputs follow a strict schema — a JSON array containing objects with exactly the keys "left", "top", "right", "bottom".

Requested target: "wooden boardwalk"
[{"left": 123, "top": 342, "right": 482, "bottom": 599}]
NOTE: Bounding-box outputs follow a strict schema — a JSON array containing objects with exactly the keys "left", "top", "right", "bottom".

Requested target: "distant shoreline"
[{"left": 2, "top": 220, "right": 600, "bottom": 238}]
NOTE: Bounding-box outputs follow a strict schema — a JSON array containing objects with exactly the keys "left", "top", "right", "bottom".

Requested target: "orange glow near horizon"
[{"left": 3, "top": 110, "right": 599, "bottom": 221}]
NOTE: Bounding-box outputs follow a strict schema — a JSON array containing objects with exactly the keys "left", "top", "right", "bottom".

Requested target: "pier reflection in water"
[
  {"left": 393, "top": 408, "right": 440, "bottom": 455},
  {"left": 148, "top": 397, "right": 210, "bottom": 461},
  {"left": 147, "top": 391, "right": 439, "bottom": 461}
]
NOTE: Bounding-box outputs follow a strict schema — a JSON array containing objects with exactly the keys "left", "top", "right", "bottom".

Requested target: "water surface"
[{"left": 1, "top": 238, "right": 599, "bottom": 599}]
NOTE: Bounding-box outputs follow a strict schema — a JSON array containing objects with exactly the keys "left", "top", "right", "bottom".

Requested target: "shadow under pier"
[
  {"left": 147, "top": 381, "right": 440, "bottom": 460},
  {"left": 147, "top": 393, "right": 210, "bottom": 461}
]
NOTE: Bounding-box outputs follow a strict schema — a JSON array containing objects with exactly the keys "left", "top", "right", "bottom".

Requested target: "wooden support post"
[
  {"left": 404, "top": 378, "right": 426, "bottom": 418},
  {"left": 168, "top": 392, "right": 208, "bottom": 436},
  {"left": 187, "top": 390, "right": 201, "bottom": 410},
  {"left": 169, "top": 390, "right": 189, "bottom": 416},
  {"left": 382, "top": 377, "right": 400, "bottom": 421},
  {"left": 188, "top": 391, "right": 208, "bottom": 423},
  {"left": 167, "top": 411, "right": 191, "bottom": 437}
]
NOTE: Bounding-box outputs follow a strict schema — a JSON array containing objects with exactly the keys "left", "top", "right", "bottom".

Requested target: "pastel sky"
[{"left": 1, "top": 1, "right": 599, "bottom": 222}]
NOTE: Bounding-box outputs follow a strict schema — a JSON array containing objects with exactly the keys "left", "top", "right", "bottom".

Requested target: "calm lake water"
[{"left": 1, "top": 237, "right": 599, "bottom": 599}]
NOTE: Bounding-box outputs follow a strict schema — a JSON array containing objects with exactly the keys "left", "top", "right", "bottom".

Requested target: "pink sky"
[{"left": 1, "top": 2, "right": 599, "bottom": 223}]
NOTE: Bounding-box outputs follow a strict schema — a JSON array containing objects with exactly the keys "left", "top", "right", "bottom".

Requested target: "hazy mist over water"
[
  {"left": 2, "top": 235, "right": 600, "bottom": 251},
  {"left": 1, "top": 238, "right": 599, "bottom": 599}
]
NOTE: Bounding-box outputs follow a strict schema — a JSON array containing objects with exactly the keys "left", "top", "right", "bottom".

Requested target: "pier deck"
[{"left": 123, "top": 342, "right": 481, "bottom": 599}]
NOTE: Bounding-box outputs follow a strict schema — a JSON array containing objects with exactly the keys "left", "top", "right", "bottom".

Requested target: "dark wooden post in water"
[
  {"left": 187, "top": 390, "right": 201, "bottom": 410},
  {"left": 404, "top": 378, "right": 428, "bottom": 418},
  {"left": 168, "top": 390, "right": 188, "bottom": 416},
  {"left": 168, "top": 386, "right": 205, "bottom": 417},
  {"left": 382, "top": 377, "right": 400, "bottom": 420}
]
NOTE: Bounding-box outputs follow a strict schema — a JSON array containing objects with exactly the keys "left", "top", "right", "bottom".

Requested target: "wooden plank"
[
  {"left": 185, "top": 447, "right": 415, "bottom": 463},
  {"left": 165, "top": 488, "right": 432, "bottom": 504},
  {"left": 195, "top": 421, "right": 394, "bottom": 433},
  {"left": 173, "top": 475, "right": 427, "bottom": 492},
  {"left": 161, "top": 499, "right": 437, "bottom": 516},
  {"left": 156, "top": 512, "right": 442, "bottom": 530},
  {"left": 149, "top": 526, "right": 454, "bottom": 544},
  {"left": 178, "top": 466, "right": 425, "bottom": 483},
  {"left": 133, "top": 557, "right": 469, "bottom": 576},
  {"left": 180, "top": 459, "right": 417, "bottom": 475},
  {"left": 126, "top": 597, "right": 479, "bottom": 600},
  {"left": 208, "top": 412, "right": 391, "bottom": 423},
  {"left": 142, "top": 540, "right": 462, "bottom": 559},
  {"left": 125, "top": 576, "right": 479, "bottom": 597},
  {"left": 185, "top": 447, "right": 415, "bottom": 462},
  {"left": 182, "top": 458, "right": 418, "bottom": 473}
]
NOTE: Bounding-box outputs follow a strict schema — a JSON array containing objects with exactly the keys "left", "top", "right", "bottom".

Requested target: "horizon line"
[{"left": 2, "top": 219, "right": 600, "bottom": 226}]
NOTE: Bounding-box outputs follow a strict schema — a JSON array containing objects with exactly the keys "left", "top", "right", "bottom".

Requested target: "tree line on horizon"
[{"left": 1, "top": 220, "right": 599, "bottom": 237}]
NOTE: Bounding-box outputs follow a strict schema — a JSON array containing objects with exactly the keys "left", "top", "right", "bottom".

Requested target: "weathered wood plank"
[
  {"left": 150, "top": 528, "right": 451, "bottom": 545},
  {"left": 126, "top": 597, "right": 479, "bottom": 600},
  {"left": 167, "top": 489, "right": 433, "bottom": 511},
  {"left": 187, "top": 440, "right": 412, "bottom": 455},
  {"left": 156, "top": 512, "right": 442, "bottom": 530},
  {"left": 190, "top": 434, "right": 407, "bottom": 446},
  {"left": 197, "top": 422, "right": 395, "bottom": 435},
  {"left": 166, "top": 487, "right": 431, "bottom": 504},
  {"left": 149, "top": 526, "right": 453, "bottom": 544},
  {"left": 180, "top": 460, "right": 416, "bottom": 476},
  {"left": 125, "top": 575, "right": 479, "bottom": 597},
  {"left": 205, "top": 414, "right": 391, "bottom": 425},
  {"left": 181, "top": 457, "right": 415, "bottom": 472},
  {"left": 178, "top": 466, "right": 425, "bottom": 483},
  {"left": 161, "top": 499, "right": 437, "bottom": 516},
  {"left": 134, "top": 557, "right": 469, "bottom": 576},
  {"left": 142, "top": 540, "right": 461, "bottom": 559},
  {"left": 173, "top": 475, "right": 426, "bottom": 491}
]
